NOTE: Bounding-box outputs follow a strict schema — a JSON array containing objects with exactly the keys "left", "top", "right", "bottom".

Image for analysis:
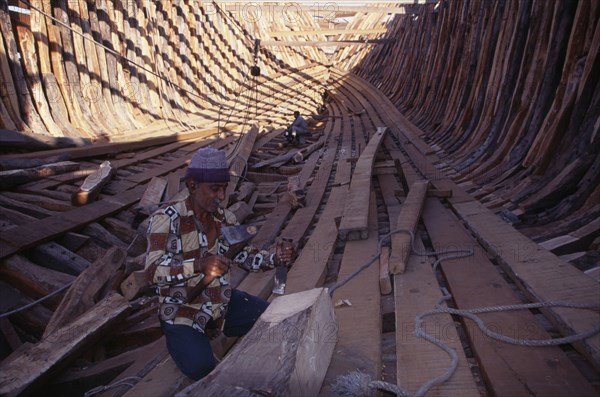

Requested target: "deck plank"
[
  {"left": 423, "top": 198, "right": 598, "bottom": 396},
  {"left": 320, "top": 193, "right": 381, "bottom": 396},
  {"left": 338, "top": 127, "right": 387, "bottom": 240},
  {"left": 395, "top": 236, "right": 480, "bottom": 397},
  {"left": 451, "top": 200, "right": 600, "bottom": 368}
]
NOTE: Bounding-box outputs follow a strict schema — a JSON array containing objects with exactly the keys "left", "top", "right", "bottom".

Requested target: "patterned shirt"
[{"left": 145, "top": 196, "right": 276, "bottom": 333}]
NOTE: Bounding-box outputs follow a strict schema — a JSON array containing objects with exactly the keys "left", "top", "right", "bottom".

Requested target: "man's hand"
[
  {"left": 189, "top": 255, "right": 231, "bottom": 303},
  {"left": 194, "top": 255, "right": 231, "bottom": 278}
]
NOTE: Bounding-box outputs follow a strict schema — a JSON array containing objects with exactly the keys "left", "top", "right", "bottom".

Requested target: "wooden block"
[
  {"left": 120, "top": 269, "right": 153, "bottom": 301},
  {"left": 0, "top": 292, "right": 131, "bottom": 397},
  {"left": 177, "top": 288, "right": 336, "bottom": 397},
  {"left": 227, "top": 201, "right": 253, "bottom": 224},
  {"left": 379, "top": 246, "right": 392, "bottom": 295},
  {"left": 72, "top": 161, "right": 115, "bottom": 206},
  {"left": 389, "top": 180, "right": 429, "bottom": 274}
]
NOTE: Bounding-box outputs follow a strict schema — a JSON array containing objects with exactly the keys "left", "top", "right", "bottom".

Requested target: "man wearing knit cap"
[{"left": 144, "top": 147, "right": 294, "bottom": 380}]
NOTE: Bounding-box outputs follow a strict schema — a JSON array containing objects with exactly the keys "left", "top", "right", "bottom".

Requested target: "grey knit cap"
[{"left": 184, "top": 147, "right": 230, "bottom": 182}]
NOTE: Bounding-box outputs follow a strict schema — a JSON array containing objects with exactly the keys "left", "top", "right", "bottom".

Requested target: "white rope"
[
  {"left": 330, "top": 229, "right": 600, "bottom": 397},
  {"left": 84, "top": 376, "right": 142, "bottom": 397},
  {"left": 329, "top": 228, "right": 472, "bottom": 296}
]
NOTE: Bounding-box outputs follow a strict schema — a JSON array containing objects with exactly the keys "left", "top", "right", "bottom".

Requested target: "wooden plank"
[
  {"left": 283, "top": 102, "right": 349, "bottom": 295},
  {"left": 177, "top": 288, "right": 336, "bottom": 397},
  {"left": 268, "top": 28, "right": 388, "bottom": 37},
  {"left": 134, "top": 176, "right": 168, "bottom": 214},
  {"left": 0, "top": 318, "right": 21, "bottom": 352},
  {"left": 0, "top": 128, "right": 219, "bottom": 161},
  {"left": 225, "top": 126, "right": 259, "bottom": 206},
  {"left": 261, "top": 39, "right": 393, "bottom": 47},
  {"left": 28, "top": 140, "right": 195, "bottom": 192},
  {"left": 0, "top": 280, "right": 52, "bottom": 337},
  {"left": 0, "top": 155, "right": 72, "bottom": 171},
  {"left": 51, "top": 338, "right": 165, "bottom": 395},
  {"left": 451, "top": 200, "right": 600, "bottom": 368},
  {"left": 119, "top": 138, "right": 236, "bottom": 188},
  {"left": 251, "top": 138, "right": 325, "bottom": 169},
  {"left": 338, "top": 127, "right": 387, "bottom": 240},
  {"left": 584, "top": 267, "right": 600, "bottom": 283},
  {"left": 0, "top": 161, "right": 80, "bottom": 189},
  {"left": 394, "top": 235, "right": 479, "bottom": 396},
  {"left": 321, "top": 193, "right": 381, "bottom": 395},
  {"left": 0, "top": 184, "right": 147, "bottom": 260},
  {"left": 389, "top": 180, "right": 429, "bottom": 274},
  {"left": 330, "top": 70, "right": 436, "bottom": 157},
  {"left": 0, "top": 255, "right": 75, "bottom": 308},
  {"left": 165, "top": 171, "right": 182, "bottom": 201},
  {"left": 220, "top": 3, "right": 413, "bottom": 14},
  {"left": 423, "top": 198, "right": 598, "bottom": 396},
  {"left": 235, "top": 111, "right": 341, "bottom": 298},
  {"left": 0, "top": 292, "right": 131, "bottom": 397},
  {"left": 43, "top": 247, "right": 126, "bottom": 338},
  {"left": 1, "top": 191, "right": 72, "bottom": 212}
]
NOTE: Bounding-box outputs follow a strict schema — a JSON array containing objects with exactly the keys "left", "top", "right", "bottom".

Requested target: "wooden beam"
[
  {"left": 0, "top": 254, "right": 75, "bottom": 308},
  {"left": 0, "top": 184, "right": 146, "bottom": 260},
  {"left": 452, "top": 200, "right": 600, "bottom": 369},
  {"left": 389, "top": 180, "right": 429, "bottom": 274},
  {"left": 0, "top": 292, "right": 131, "bottom": 397},
  {"left": 321, "top": 193, "right": 381, "bottom": 395},
  {"left": 395, "top": 234, "right": 479, "bottom": 396},
  {"left": 0, "top": 161, "right": 80, "bottom": 189},
  {"left": 51, "top": 338, "right": 165, "bottom": 394},
  {"left": 423, "top": 198, "right": 598, "bottom": 396},
  {"left": 177, "top": 288, "right": 336, "bottom": 397},
  {"left": 0, "top": 128, "right": 220, "bottom": 161},
  {"left": 268, "top": 28, "right": 388, "bottom": 37},
  {"left": 339, "top": 127, "right": 387, "bottom": 240},
  {"left": 43, "top": 247, "right": 126, "bottom": 338},
  {"left": 261, "top": 39, "right": 393, "bottom": 47},
  {"left": 220, "top": 4, "right": 412, "bottom": 14},
  {"left": 225, "top": 126, "right": 258, "bottom": 206}
]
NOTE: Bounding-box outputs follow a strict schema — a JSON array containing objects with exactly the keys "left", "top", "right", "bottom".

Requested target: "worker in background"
[
  {"left": 284, "top": 110, "right": 308, "bottom": 145},
  {"left": 144, "top": 147, "right": 294, "bottom": 380}
]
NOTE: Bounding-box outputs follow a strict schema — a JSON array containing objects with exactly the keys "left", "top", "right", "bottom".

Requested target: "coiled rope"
[{"left": 329, "top": 228, "right": 600, "bottom": 397}]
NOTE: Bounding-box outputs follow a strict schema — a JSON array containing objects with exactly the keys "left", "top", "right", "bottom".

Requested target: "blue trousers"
[{"left": 161, "top": 289, "right": 268, "bottom": 380}]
